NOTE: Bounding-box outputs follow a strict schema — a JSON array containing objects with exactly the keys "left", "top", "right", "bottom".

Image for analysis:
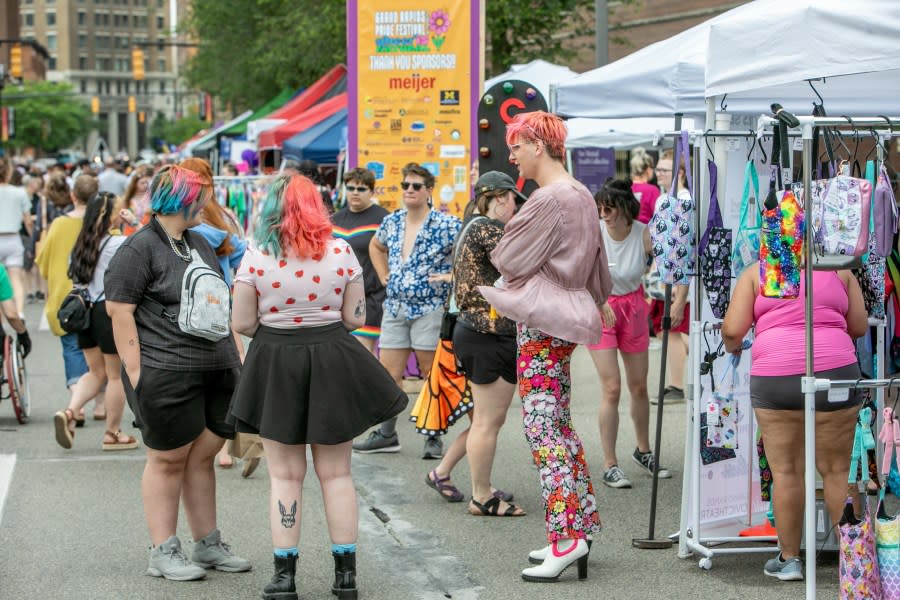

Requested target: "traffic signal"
[
  {"left": 91, "top": 96, "right": 100, "bottom": 114},
  {"left": 9, "top": 44, "right": 23, "bottom": 79},
  {"left": 131, "top": 48, "right": 144, "bottom": 81},
  {"left": 138, "top": 111, "right": 145, "bottom": 123},
  {"left": 127, "top": 95, "right": 136, "bottom": 113}
]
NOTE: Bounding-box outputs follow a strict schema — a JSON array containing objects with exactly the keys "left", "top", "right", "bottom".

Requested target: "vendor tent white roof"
[
  {"left": 485, "top": 59, "right": 578, "bottom": 103},
  {"left": 565, "top": 117, "right": 696, "bottom": 150}
]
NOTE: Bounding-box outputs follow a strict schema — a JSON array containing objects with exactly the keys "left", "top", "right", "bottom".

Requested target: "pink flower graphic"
[{"left": 429, "top": 10, "right": 451, "bottom": 35}]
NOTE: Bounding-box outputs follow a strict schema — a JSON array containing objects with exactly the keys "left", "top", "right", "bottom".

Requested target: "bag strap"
[
  {"left": 706, "top": 160, "right": 723, "bottom": 229},
  {"left": 670, "top": 131, "right": 693, "bottom": 199}
]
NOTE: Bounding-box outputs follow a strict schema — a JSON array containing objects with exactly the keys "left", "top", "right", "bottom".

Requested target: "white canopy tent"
[
  {"left": 704, "top": 0, "right": 900, "bottom": 115},
  {"left": 484, "top": 59, "right": 578, "bottom": 103},
  {"left": 565, "top": 117, "right": 696, "bottom": 150}
]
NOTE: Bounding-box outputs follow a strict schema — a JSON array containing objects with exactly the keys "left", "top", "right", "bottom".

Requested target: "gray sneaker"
[
  {"left": 632, "top": 449, "right": 672, "bottom": 479},
  {"left": 147, "top": 536, "right": 207, "bottom": 581},
  {"left": 650, "top": 386, "right": 685, "bottom": 405},
  {"left": 190, "top": 528, "right": 251, "bottom": 572},
  {"left": 602, "top": 465, "right": 632, "bottom": 489},
  {"left": 764, "top": 554, "right": 804, "bottom": 581},
  {"left": 352, "top": 430, "right": 401, "bottom": 454},
  {"left": 422, "top": 435, "right": 443, "bottom": 459}
]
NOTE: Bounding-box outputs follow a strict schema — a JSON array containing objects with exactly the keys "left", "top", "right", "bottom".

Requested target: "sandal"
[
  {"left": 425, "top": 469, "right": 464, "bottom": 503},
  {"left": 54, "top": 409, "right": 76, "bottom": 449},
  {"left": 102, "top": 430, "right": 138, "bottom": 451},
  {"left": 468, "top": 496, "right": 526, "bottom": 517},
  {"left": 492, "top": 488, "right": 514, "bottom": 502}
]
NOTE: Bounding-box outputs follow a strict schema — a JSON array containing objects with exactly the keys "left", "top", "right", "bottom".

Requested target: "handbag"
[
  {"left": 875, "top": 163, "right": 899, "bottom": 258},
  {"left": 759, "top": 187, "right": 805, "bottom": 299},
  {"left": 731, "top": 160, "right": 762, "bottom": 277},
  {"left": 840, "top": 495, "right": 882, "bottom": 600},
  {"left": 853, "top": 160, "right": 886, "bottom": 319},
  {"left": 706, "top": 356, "right": 739, "bottom": 449},
  {"left": 811, "top": 161, "right": 872, "bottom": 258},
  {"left": 649, "top": 130, "right": 694, "bottom": 286},
  {"left": 699, "top": 159, "right": 732, "bottom": 318},
  {"left": 878, "top": 407, "right": 900, "bottom": 598},
  {"left": 57, "top": 286, "right": 92, "bottom": 333}
]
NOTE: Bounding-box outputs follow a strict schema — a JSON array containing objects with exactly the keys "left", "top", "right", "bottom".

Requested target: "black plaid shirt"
[{"left": 104, "top": 218, "right": 240, "bottom": 371}]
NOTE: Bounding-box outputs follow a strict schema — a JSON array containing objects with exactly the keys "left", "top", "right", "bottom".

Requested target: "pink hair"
[
  {"left": 505, "top": 111, "right": 568, "bottom": 160},
  {"left": 281, "top": 175, "right": 332, "bottom": 259}
]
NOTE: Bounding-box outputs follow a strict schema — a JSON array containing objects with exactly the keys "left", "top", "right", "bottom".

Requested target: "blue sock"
[
  {"left": 274, "top": 547, "right": 298, "bottom": 558},
  {"left": 332, "top": 543, "right": 356, "bottom": 555}
]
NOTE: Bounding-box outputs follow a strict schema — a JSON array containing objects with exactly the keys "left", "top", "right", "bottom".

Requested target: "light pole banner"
[{"left": 348, "top": 0, "right": 480, "bottom": 214}]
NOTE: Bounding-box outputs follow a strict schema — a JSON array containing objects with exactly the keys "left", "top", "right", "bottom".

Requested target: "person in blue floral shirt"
[{"left": 354, "top": 163, "right": 461, "bottom": 458}]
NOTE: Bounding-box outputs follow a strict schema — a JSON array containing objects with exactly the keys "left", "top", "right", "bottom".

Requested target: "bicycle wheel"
[
  {"left": 11, "top": 337, "right": 29, "bottom": 421},
  {"left": 5, "top": 336, "right": 25, "bottom": 424}
]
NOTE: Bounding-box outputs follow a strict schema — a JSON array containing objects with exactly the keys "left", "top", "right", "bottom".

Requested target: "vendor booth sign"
[
  {"left": 348, "top": 0, "right": 480, "bottom": 214},
  {"left": 571, "top": 147, "right": 616, "bottom": 196}
]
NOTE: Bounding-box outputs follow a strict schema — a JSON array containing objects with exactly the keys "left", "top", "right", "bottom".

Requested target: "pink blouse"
[
  {"left": 479, "top": 180, "right": 613, "bottom": 345},
  {"left": 234, "top": 239, "right": 362, "bottom": 328}
]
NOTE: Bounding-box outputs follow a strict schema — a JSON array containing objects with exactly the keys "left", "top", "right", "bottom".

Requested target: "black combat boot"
[
  {"left": 331, "top": 551, "right": 358, "bottom": 599},
  {"left": 262, "top": 554, "right": 297, "bottom": 600}
]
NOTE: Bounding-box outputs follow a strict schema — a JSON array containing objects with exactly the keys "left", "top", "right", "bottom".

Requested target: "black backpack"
[{"left": 57, "top": 286, "right": 92, "bottom": 333}]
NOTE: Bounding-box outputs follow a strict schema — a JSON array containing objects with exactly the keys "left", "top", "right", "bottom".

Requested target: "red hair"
[
  {"left": 281, "top": 175, "right": 331, "bottom": 259},
  {"left": 505, "top": 111, "right": 568, "bottom": 160}
]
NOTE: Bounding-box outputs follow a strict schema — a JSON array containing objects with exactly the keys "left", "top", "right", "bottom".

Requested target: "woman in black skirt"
[{"left": 230, "top": 174, "right": 406, "bottom": 600}]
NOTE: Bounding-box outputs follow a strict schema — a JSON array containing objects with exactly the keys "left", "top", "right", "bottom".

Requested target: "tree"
[
  {"left": 149, "top": 111, "right": 209, "bottom": 149},
  {"left": 2, "top": 81, "right": 93, "bottom": 153}
]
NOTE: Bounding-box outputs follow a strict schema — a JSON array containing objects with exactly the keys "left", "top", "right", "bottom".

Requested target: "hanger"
[
  {"left": 809, "top": 79, "right": 825, "bottom": 109},
  {"left": 745, "top": 131, "right": 767, "bottom": 163},
  {"left": 704, "top": 130, "right": 715, "bottom": 158},
  {"left": 719, "top": 95, "right": 728, "bottom": 112}
]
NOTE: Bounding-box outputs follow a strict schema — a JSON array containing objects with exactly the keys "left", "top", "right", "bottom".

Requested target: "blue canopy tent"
[{"left": 281, "top": 109, "right": 347, "bottom": 165}]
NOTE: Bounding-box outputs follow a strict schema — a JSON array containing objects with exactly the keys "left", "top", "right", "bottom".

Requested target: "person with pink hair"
[
  {"left": 229, "top": 175, "right": 407, "bottom": 600},
  {"left": 479, "top": 111, "right": 613, "bottom": 582}
]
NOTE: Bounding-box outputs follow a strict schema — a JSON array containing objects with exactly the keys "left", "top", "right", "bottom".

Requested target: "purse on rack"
[
  {"left": 706, "top": 356, "right": 739, "bottom": 450},
  {"left": 649, "top": 130, "right": 695, "bottom": 286},
  {"left": 759, "top": 186, "right": 805, "bottom": 299},
  {"left": 852, "top": 160, "right": 886, "bottom": 319},
  {"left": 731, "top": 160, "right": 761, "bottom": 277},
  {"left": 811, "top": 161, "right": 872, "bottom": 258},
  {"left": 875, "top": 163, "right": 899, "bottom": 258},
  {"left": 878, "top": 406, "right": 900, "bottom": 598},
  {"left": 840, "top": 494, "right": 882, "bottom": 600},
  {"left": 699, "top": 159, "right": 732, "bottom": 318}
]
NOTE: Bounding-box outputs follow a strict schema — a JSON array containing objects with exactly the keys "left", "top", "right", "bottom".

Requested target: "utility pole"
[{"left": 595, "top": 0, "right": 609, "bottom": 67}]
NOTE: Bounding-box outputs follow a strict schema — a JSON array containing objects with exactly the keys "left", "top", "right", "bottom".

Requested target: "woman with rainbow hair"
[
  {"left": 228, "top": 174, "right": 407, "bottom": 600},
  {"left": 105, "top": 160, "right": 251, "bottom": 582}
]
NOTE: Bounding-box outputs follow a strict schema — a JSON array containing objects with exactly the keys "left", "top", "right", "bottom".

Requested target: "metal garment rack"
[{"left": 755, "top": 115, "right": 899, "bottom": 600}]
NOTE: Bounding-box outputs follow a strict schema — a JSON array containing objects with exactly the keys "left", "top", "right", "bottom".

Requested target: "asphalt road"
[{"left": 0, "top": 301, "right": 843, "bottom": 599}]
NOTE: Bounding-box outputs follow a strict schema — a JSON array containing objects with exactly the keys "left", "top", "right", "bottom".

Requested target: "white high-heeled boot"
[
  {"left": 521, "top": 538, "right": 589, "bottom": 582},
  {"left": 528, "top": 538, "right": 593, "bottom": 564}
]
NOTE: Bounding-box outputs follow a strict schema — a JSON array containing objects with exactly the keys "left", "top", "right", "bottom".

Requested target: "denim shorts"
[
  {"left": 60, "top": 332, "right": 88, "bottom": 387},
  {"left": 380, "top": 307, "right": 442, "bottom": 351}
]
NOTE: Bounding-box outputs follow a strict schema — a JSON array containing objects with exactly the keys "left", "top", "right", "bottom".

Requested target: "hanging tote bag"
[
  {"left": 853, "top": 160, "right": 886, "bottom": 319},
  {"left": 875, "top": 163, "right": 899, "bottom": 258},
  {"left": 839, "top": 495, "right": 882, "bottom": 600},
  {"left": 732, "top": 160, "right": 762, "bottom": 277},
  {"left": 705, "top": 355, "right": 739, "bottom": 449},
  {"left": 759, "top": 187, "right": 805, "bottom": 299},
  {"left": 811, "top": 161, "right": 873, "bottom": 258},
  {"left": 649, "top": 130, "right": 695, "bottom": 286},
  {"left": 699, "top": 159, "right": 732, "bottom": 318}
]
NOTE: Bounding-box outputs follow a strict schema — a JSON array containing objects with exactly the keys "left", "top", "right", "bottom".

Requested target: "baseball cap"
[{"left": 474, "top": 171, "right": 528, "bottom": 205}]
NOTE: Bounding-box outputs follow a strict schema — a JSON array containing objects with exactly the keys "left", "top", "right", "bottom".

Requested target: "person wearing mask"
[
  {"left": 229, "top": 174, "right": 406, "bottom": 600},
  {"left": 722, "top": 267, "right": 867, "bottom": 581},
  {"left": 355, "top": 163, "right": 461, "bottom": 459},
  {"left": 52, "top": 192, "right": 139, "bottom": 451},
  {"left": 424, "top": 171, "right": 526, "bottom": 516},
  {"left": 105, "top": 161, "right": 250, "bottom": 581},
  {"left": 587, "top": 180, "right": 671, "bottom": 489},
  {"left": 630, "top": 148, "right": 659, "bottom": 225},
  {"left": 37, "top": 174, "right": 104, "bottom": 423},
  {"left": 480, "top": 111, "right": 612, "bottom": 582},
  {"left": 0, "top": 158, "right": 33, "bottom": 316},
  {"left": 331, "top": 167, "right": 388, "bottom": 354}
]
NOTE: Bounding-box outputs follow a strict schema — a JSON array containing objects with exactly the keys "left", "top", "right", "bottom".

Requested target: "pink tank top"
[{"left": 751, "top": 270, "right": 857, "bottom": 376}]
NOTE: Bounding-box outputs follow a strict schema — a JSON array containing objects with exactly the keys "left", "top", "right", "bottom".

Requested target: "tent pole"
[{"left": 634, "top": 112, "right": 682, "bottom": 550}]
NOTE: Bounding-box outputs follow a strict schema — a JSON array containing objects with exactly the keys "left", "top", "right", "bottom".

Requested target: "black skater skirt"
[{"left": 228, "top": 323, "right": 407, "bottom": 445}]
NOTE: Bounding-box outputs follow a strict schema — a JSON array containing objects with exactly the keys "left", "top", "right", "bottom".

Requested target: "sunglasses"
[
  {"left": 400, "top": 181, "right": 425, "bottom": 191},
  {"left": 345, "top": 185, "right": 370, "bottom": 193}
]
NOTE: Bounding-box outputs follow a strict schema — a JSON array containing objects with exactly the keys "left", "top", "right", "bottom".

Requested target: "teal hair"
[
  {"left": 253, "top": 175, "right": 290, "bottom": 256},
  {"left": 149, "top": 165, "right": 212, "bottom": 216}
]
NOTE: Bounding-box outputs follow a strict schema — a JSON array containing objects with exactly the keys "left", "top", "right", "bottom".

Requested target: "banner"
[
  {"left": 348, "top": 0, "right": 480, "bottom": 214},
  {"left": 571, "top": 147, "right": 616, "bottom": 196}
]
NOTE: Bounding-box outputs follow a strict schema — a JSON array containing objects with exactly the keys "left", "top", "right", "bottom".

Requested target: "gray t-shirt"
[
  {"left": 0, "top": 184, "right": 30, "bottom": 234},
  {"left": 104, "top": 218, "right": 240, "bottom": 371},
  {"left": 98, "top": 169, "right": 128, "bottom": 197}
]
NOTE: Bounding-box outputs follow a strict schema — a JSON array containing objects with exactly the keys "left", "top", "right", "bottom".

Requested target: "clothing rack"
[{"left": 756, "top": 115, "right": 899, "bottom": 600}]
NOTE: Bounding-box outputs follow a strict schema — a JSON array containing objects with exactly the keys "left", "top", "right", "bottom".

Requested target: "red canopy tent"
[
  {"left": 264, "top": 65, "right": 347, "bottom": 122},
  {"left": 257, "top": 93, "right": 347, "bottom": 150}
]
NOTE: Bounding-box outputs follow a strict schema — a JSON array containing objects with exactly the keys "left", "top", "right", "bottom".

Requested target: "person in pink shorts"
[{"left": 587, "top": 179, "right": 671, "bottom": 490}]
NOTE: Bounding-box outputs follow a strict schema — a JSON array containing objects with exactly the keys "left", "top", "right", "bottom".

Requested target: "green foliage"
[
  {"left": 2, "top": 81, "right": 93, "bottom": 153},
  {"left": 150, "top": 110, "right": 209, "bottom": 148}
]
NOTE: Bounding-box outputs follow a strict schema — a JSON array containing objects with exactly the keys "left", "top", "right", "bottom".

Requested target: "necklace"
[{"left": 155, "top": 217, "right": 192, "bottom": 263}]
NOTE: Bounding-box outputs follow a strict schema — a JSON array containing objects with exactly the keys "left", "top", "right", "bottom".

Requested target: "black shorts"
[
  {"left": 452, "top": 321, "right": 516, "bottom": 385},
  {"left": 122, "top": 365, "right": 238, "bottom": 451},
  {"left": 749, "top": 363, "right": 863, "bottom": 412},
  {"left": 77, "top": 301, "right": 118, "bottom": 354}
]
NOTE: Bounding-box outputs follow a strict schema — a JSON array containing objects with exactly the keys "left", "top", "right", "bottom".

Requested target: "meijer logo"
[{"left": 389, "top": 73, "right": 436, "bottom": 93}]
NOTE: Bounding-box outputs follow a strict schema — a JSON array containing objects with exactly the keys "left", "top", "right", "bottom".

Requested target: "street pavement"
[{"left": 0, "top": 301, "right": 844, "bottom": 599}]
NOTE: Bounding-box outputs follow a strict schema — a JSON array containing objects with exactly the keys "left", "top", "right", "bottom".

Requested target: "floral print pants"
[{"left": 517, "top": 325, "right": 601, "bottom": 541}]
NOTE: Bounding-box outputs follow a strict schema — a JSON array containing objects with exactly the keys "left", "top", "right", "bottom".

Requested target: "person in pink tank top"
[{"left": 722, "top": 267, "right": 867, "bottom": 581}]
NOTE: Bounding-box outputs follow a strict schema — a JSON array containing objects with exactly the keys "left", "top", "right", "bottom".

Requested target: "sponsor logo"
[
  {"left": 388, "top": 73, "right": 436, "bottom": 93},
  {"left": 440, "top": 90, "right": 459, "bottom": 105},
  {"left": 410, "top": 121, "right": 425, "bottom": 132},
  {"left": 438, "top": 108, "right": 461, "bottom": 115},
  {"left": 390, "top": 119, "right": 402, "bottom": 132}
]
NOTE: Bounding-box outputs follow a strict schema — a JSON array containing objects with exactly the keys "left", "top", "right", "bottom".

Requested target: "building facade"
[{"left": 16, "top": 0, "right": 190, "bottom": 158}]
